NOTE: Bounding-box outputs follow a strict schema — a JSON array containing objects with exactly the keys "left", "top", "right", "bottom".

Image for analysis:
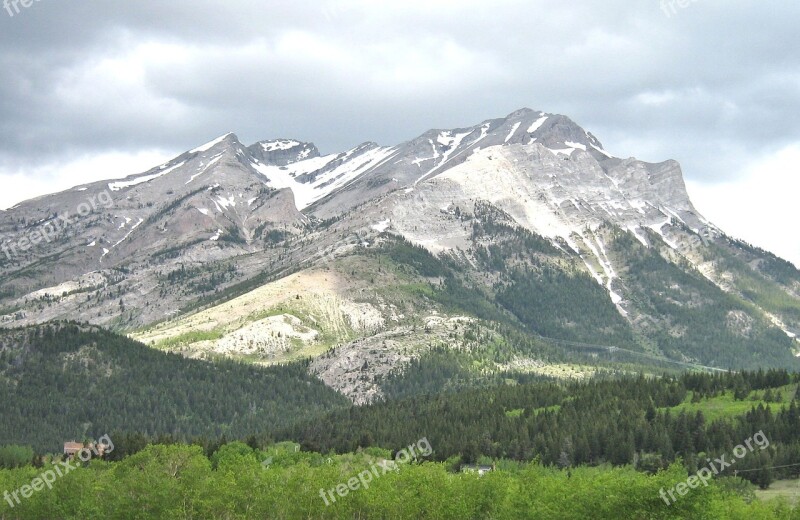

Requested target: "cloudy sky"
[{"left": 1, "top": 0, "right": 798, "bottom": 265}]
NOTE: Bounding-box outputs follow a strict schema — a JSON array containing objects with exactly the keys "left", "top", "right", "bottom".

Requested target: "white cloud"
[
  {"left": 687, "top": 143, "right": 800, "bottom": 268},
  {"left": 0, "top": 149, "right": 174, "bottom": 209}
]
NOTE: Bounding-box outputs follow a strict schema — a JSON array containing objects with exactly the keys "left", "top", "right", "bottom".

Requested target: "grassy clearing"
[
  {"left": 756, "top": 479, "right": 800, "bottom": 506},
  {"left": 663, "top": 385, "right": 797, "bottom": 422},
  {"left": 153, "top": 329, "right": 225, "bottom": 350}
]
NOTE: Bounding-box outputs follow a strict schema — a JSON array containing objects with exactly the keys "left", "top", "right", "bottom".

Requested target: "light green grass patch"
[
  {"left": 663, "top": 387, "right": 796, "bottom": 423},
  {"left": 755, "top": 478, "right": 800, "bottom": 506}
]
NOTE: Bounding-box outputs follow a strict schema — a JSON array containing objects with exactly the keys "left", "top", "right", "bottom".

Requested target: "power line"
[{"left": 732, "top": 462, "right": 800, "bottom": 474}]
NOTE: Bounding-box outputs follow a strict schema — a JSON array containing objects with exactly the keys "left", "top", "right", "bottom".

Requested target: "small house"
[
  {"left": 63, "top": 442, "right": 84, "bottom": 458},
  {"left": 461, "top": 464, "right": 495, "bottom": 476}
]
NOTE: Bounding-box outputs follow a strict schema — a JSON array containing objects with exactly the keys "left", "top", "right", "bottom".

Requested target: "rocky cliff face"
[{"left": 1, "top": 108, "right": 798, "bottom": 391}]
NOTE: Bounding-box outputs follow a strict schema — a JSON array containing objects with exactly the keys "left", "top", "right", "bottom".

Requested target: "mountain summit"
[{"left": 1, "top": 108, "right": 799, "bottom": 400}]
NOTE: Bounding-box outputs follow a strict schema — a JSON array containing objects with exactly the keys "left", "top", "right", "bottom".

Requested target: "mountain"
[{"left": 1, "top": 108, "right": 799, "bottom": 403}]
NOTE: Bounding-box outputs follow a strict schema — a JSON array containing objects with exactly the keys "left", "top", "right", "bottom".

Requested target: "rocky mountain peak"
[
  {"left": 188, "top": 132, "right": 242, "bottom": 154},
  {"left": 2, "top": 107, "right": 797, "bottom": 370},
  {"left": 247, "top": 139, "right": 320, "bottom": 167}
]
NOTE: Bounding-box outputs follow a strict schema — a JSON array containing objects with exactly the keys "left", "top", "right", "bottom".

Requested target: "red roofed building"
[{"left": 63, "top": 442, "right": 83, "bottom": 457}]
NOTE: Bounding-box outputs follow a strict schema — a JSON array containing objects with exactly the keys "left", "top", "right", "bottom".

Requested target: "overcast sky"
[{"left": 1, "top": 0, "right": 798, "bottom": 265}]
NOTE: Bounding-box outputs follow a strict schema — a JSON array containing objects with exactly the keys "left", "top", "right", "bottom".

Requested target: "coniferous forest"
[{"left": 2, "top": 323, "right": 800, "bottom": 517}]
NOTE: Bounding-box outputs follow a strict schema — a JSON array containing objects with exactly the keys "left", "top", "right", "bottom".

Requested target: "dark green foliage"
[
  {"left": 0, "top": 323, "right": 349, "bottom": 453},
  {"left": 142, "top": 186, "right": 208, "bottom": 227},
  {"left": 283, "top": 370, "right": 800, "bottom": 488},
  {"left": 178, "top": 262, "right": 303, "bottom": 315},
  {"left": 496, "top": 266, "right": 637, "bottom": 347},
  {"left": 470, "top": 202, "right": 561, "bottom": 259},
  {"left": 0, "top": 445, "right": 34, "bottom": 469},
  {"left": 218, "top": 226, "right": 248, "bottom": 245},
  {"left": 728, "top": 236, "right": 800, "bottom": 287},
  {"left": 151, "top": 238, "right": 206, "bottom": 260},
  {"left": 433, "top": 275, "right": 509, "bottom": 323},
  {"left": 381, "top": 238, "right": 448, "bottom": 278},
  {"left": 378, "top": 236, "right": 510, "bottom": 322},
  {"left": 262, "top": 228, "right": 290, "bottom": 244},
  {"left": 612, "top": 229, "right": 798, "bottom": 368},
  {"left": 382, "top": 347, "right": 496, "bottom": 399}
]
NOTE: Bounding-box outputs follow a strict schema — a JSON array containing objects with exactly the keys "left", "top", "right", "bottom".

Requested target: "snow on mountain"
[
  {"left": 260, "top": 139, "right": 301, "bottom": 152},
  {"left": 190, "top": 133, "right": 235, "bottom": 154},
  {"left": 108, "top": 161, "right": 187, "bottom": 191},
  {"left": 527, "top": 114, "right": 548, "bottom": 133},
  {"left": 1, "top": 106, "right": 797, "bottom": 361},
  {"left": 251, "top": 144, "right": 397, "bottom": 210}
]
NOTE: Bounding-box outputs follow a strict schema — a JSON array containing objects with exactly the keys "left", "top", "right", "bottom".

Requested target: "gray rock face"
[
  {"left": 307, "top": 108, "right": 614, "bottom": 218},
  {"left": 247, "top": 140, "right": 320, "bottom": 166},
  {"left": 0, "top": 107, "right": 796, "bottom": 356}
]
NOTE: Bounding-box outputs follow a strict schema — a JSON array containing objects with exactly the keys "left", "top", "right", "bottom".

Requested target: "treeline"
[{"left": 280, "top": 370, "right": 800, "bottom": 488}]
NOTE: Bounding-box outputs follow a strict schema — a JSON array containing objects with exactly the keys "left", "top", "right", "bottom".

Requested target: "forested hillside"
[
  {"left": 0, "top": 323, "right": 349, "bottom": 452},
  {"left": 283, "top": 370, "right": 800, "bottom": 488},
  {"left": 3, "top": 324, "right": 800, "bottom": 517}
]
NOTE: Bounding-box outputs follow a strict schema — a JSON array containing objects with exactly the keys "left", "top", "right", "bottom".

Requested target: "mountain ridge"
[{"left": 1, "top": 108, "right": 799, "bottom": 402}]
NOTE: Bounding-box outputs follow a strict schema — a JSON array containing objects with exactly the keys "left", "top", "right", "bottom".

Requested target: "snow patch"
[
  {"left": 253, "top": 146, "right": 397, "bottom": 210},
  {"left": 412, "top": 140, "right": 440, "bottom": 166},
  {"left": 504, "top": 122, "right": 521, "bottom": 143},
  {"left": 216, "top": 195, "right": 237, "bottom": 210},
  {"left": 647, "top": 218, "right": 679, "bottom": 248},
  {"left": 591, "top": 143, "right": 613, "bottom": 158},
  {"left": 662, "top": 206, "right": 687, "bottom": 226},
  {"left": 260, "top": 139, "right": 300, "bottom": 152},
  {"left": 548, "top": 141, "right": 588, "bottom": 157},
  {"left": 580, "top": 232, "right": 623, "bottom": 305},
  {"left": 527, "top": 115, "right": 548, "bottom": 134},
  {"left": 371, "top": 220, "right": 390, "bottom": 232},
  {"left": 626, "top": 226, "right": 649, "bottom": 247},
  {"left": 564, "top": 141, "right": 587, "bottom": 151},
  {"left": 416, "top": 131, "right": 472, "bottom": 184},
  {"left": 108, "top": 161, "right": 186, "bottom": 191},
  {"left": 191, "top": 133, "right": 233, "bottom": 154},
  {"left": 111, "top": 218, "right": 144, "bottom": 248},
  {"left": 186, "top": 153, "right": 223, "bottom": 184}
]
